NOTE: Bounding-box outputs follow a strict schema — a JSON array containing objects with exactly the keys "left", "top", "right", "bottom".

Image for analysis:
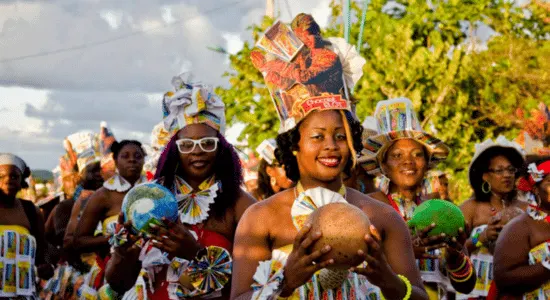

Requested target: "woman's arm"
[
  {"left": 73, "top": 189, "right": 110, "bottom": 253},
  {"left": 105, "top": 244, "right": 142, "bottom": 293},
  {"left": 460, "top": 200, "right": 478, "bottom": 255},
  {"left": 230, "top": 203, "right": 273, "bottom": 300},
  {"left": 376, "top": 205, "right": 428, "bottom": 300},
  {"left": 63, "top": 196, "right": 85, "bottom": 250},
  {"left": 494, "top": 216, "right": 550, "bottom": 294},
  {"left": 105, "top": 213, "right": 143, "bottom": 293}
]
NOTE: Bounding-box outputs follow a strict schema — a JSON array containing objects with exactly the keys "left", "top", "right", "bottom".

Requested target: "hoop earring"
[{"left": 482, "top": 181, "right": 491, "bottom": 194}]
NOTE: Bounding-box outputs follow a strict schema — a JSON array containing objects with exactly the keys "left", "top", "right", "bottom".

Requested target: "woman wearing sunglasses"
[
  {"left": 458, "top": 136, "right": 527, "bottom": 299},
  {"left": 105, "top": 74, "right": 256, "bottom": 299}
]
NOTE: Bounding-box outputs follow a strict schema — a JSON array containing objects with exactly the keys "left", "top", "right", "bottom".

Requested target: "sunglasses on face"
[{"left": 176, "top": 137, "right": 219, "bottom": 154}]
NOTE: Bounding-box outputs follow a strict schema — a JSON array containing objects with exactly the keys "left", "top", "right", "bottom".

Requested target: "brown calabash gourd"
[{"left": 306, "top": 203, "right": 371, "bottom": 270}]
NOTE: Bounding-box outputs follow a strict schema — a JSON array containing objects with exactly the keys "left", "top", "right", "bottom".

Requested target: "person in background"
[
  {"left": 493, "top": 158, "right": 550, "bottom": 299},
  {"left": 233, "top": 14, "right": 428, "bottom": 300},
  {"left": 460, "top": 136, "right": 527, "bottom": 299},
  {"left": 244, "top": 169, "right": 260, "bottom": 199},
  {"left": 0, "top": 153, "right": 53, "bottom": 298},
  {"left": 73, "top": 140, "right": 147, "bottom": 298},
  {"left": 106, "top": 74, "right": 255, "bottom": 299},
  {"left": 361, "top": 98, "right": 475, "bottom": 299},
  {"left": 255, "top": 138, "right": 294, "bottom": 200}
]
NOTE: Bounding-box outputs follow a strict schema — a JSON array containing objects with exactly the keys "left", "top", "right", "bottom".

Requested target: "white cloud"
[{"left": 0, "top": 0, "right": 333, "bottom": 170}]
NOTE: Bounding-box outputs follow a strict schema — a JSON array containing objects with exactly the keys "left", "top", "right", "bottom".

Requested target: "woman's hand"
[
  {"left": 279, "top": 223, "right": 334, "bottom": 297},
  {"left": 411, "top": 223, "right": 448, "bottom": 259},
  {"left": 112, "top": 213, "right": 141, "bottom": 261},
  {"left": 150, "top": 218, "right": 202, "bottom": 260},
  {"left": 445, "top": 227, "right": 468, "bottom": 265},
  {"left": 479, "top": 217, "right": 504, "bottom": 245},
  {"left": 350, "top": 225, "right": 401, "bottom": 288}
]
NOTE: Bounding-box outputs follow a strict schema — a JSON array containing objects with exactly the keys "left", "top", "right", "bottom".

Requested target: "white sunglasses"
[{"left": 175, "top": 137, "right": 219, "bottom": 154}]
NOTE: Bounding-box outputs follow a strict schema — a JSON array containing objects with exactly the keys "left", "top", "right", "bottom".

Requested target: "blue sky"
[{"left": 0, "top": 0, "right": 332, "bottom": 169}]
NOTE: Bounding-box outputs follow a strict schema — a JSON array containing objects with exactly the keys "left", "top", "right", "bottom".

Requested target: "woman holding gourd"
[
  {"left": 232, "top": 13, "right": 427, "bottom": 300},
  {"left": 361, "top": 98, "right": 475, "bottom": 299}
]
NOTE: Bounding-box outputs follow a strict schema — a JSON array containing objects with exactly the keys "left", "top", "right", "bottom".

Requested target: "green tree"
[{"left": 216, "top": 0, "right": 549, "bottom": 202}]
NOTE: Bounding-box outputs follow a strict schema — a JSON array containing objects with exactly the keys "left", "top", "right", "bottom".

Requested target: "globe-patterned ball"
[{"left": 122, "top": 183, "right": 179, "bottom": 235}]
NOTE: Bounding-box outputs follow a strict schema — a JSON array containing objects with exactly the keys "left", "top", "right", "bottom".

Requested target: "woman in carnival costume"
[
  {"left": 0, "top": 153, "right": 53, "bottom": 299},
  {"left": 460, "top": 136, "right": 527, "bottom": 299},
  {"left": 42, "top": 132, "right": 105, "bottom": 299},
  {"left": 232, "top": 13, "right": 427, "bottom": 300},
  {"left": 256, "top": 139, "right": 294, "bottom": 200},
  {"left": 105, "top": 73, "right": 256, "bottom": 299},
  {"left": 73, "top": 140, "right": 147, "bottom": 298},
  {"left": 493, "top": 157, "right": 550, "bottom": 299},
  {"left": 359, "top": 98, "right": 476, "bottom": 299}
]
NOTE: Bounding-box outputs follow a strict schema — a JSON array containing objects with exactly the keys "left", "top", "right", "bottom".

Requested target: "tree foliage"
[{"left": 216, "top": 0, "right": 549, "bottom": 202}]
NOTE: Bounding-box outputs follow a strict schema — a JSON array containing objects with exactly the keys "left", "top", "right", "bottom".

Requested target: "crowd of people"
[{"left": 0, "top": 12, "right": 549, "bottom": 300}]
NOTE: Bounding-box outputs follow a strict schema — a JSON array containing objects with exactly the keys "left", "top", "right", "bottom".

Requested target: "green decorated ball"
[{"left": 408, "top": 199, "right": 465, "bottom": 238}]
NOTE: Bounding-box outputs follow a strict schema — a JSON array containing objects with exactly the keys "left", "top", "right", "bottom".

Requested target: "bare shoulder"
[
  {"left": 505, "top": 213, "right": 530, "bottom": 232},
  {"left": 239, "top": 189, "right": 293, "bottom": 223},
  {"left": 348, "top": 189, "right": 404, "bottom": 230},
  {"left": 233, "top": 189, "right": 258, "bottom": 221},
  {"left": 367, "top": 191, "right": 387, "bottom": 203},
  {"left": 460, "top": 198, "right": 478, "bottom": 213}
]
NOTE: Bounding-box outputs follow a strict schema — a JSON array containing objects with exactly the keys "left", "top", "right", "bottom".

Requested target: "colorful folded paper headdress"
[
  {"left": 64, "top": 131, "right": 101, "bottom": 173},
  {"left": 358, "top": 97, "right": 450, "bottom": 174},
  {"left": 251, "top": 14, "right": 366, "bottom": 132},
  {"left": 144, "top": 122, "right": 171, "bottom": 178},
  {"left": 256, "top": 139, "right": 278, "bottom": 165},
  {"left": 99, "top": 121, "right": 117, "bottom": 179},
  {"left": 515, "top": 102, "right": 550, "bottom": 157},
  {"left": 518, "top": 160, "right": 550, "bottom": 192},
  {"left": 162, "top": 73, "right": 226, "bottom": 135}
]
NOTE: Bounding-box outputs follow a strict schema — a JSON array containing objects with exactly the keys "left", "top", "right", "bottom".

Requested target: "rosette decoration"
[
  {"left": 171, "top": 176, "right": 221, "bottom": 225},
  {"left": 251, "top": 250, "right": 288, "bottom": 300},
  {"left": 181, "top": 246, "right": 232, "bottom": 296}
]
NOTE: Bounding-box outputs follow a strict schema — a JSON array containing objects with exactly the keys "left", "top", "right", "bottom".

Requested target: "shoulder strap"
[{"left": 20, "top": 199, "right": 39, "bottom": 238}]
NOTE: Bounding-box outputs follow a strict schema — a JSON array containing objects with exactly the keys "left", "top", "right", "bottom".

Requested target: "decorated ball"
[
  {"left": 408, "top": 199, "right": 465, "bottom": 239},
  {"left": 307, "top": 203, "right": 371, "bottom": 270},
  {"left": 122, "top": 183, "right": 179, "bottom": 235}
]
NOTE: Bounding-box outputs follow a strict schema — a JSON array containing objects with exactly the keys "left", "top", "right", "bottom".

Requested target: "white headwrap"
[{"left": 0, "top": 153, "right": 28, "bottom": 175}]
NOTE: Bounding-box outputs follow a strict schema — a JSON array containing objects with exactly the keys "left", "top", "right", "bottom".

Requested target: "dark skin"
[
  {"left": 494, "top": 172, "right": 550, "bottom": 298},
  {"left": 0, "top": 165, "right": 52, "bottom": 281},
  {"left": 265, "top": 164, "right": 293, "bottom": 193},
  {"left": 105, "top": 124, "right": 256, "bottom": 297},
  {"left": 73, "top": 144, "right": 145, "bottom": 254},
  {"left": 460, "top": 155, "right": 527, "bottom": 255},
  {"left": 63, "top": 162, "right": 104, "bottom": 251},
  {"left": 231, "top": 111, "right": 428, "bottom": 300},
  {"left": 343, "top": 165, "right": 377, "bottom": 194},
  {"left": 368, "top": 139, "right": 476, "bottom": 294}
]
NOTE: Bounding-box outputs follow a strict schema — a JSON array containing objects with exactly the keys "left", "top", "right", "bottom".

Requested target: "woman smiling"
[{"left": 232, "top": 14, "right": 427, "bottom": 300}]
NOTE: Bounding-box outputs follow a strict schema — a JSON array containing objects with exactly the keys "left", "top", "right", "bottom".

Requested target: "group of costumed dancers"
[{"left": 0, "top": 12, "right": 549, "bottom": 300}]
